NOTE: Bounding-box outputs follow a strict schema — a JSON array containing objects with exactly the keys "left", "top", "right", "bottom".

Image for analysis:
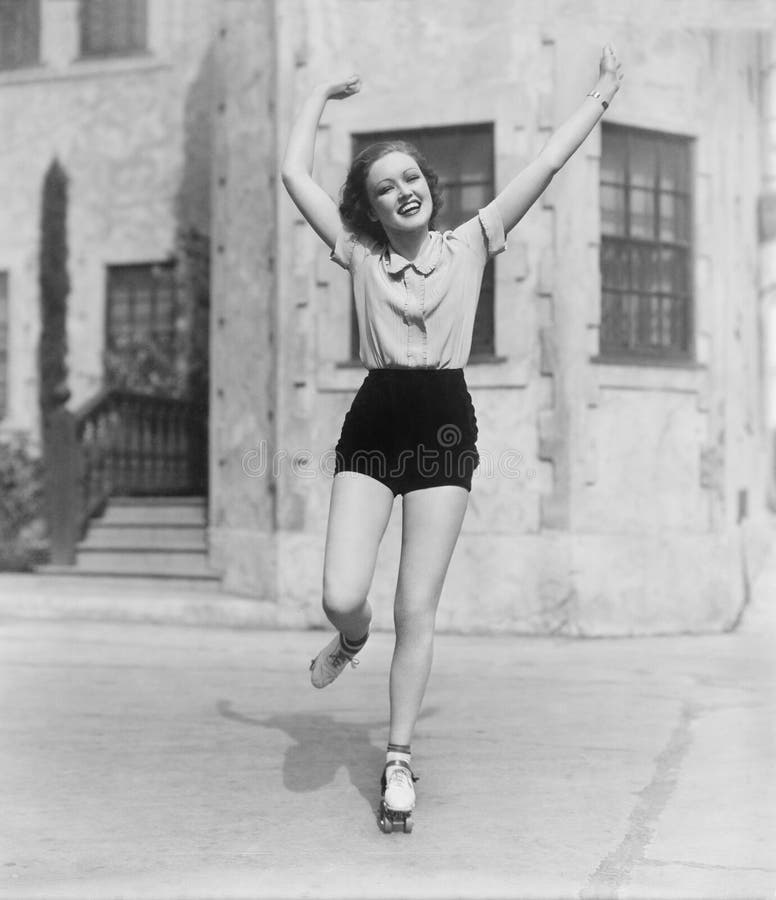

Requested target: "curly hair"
[{"left": 339, "top": 141, "right": 444, "bottom": 244}]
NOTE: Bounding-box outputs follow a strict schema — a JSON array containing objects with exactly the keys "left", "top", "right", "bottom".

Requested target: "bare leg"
[
  {"left": 388, "top": 485, "right": 469, "bottom": 745},
  {"left": 322, "top": 472, "right": 395, "bottom": 641}
]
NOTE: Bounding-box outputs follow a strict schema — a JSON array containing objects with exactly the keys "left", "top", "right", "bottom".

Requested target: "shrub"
[
  {"left": 38, "top": 159, "right": 70, "bottom": 415},
  {"left": 0, "top": 436, "right": 47, "bottom": 571},
  {"left": 104, "top": 331, "right": 187, "bottom": 398}
]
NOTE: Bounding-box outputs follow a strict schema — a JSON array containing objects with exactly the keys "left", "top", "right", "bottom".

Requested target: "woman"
[{"left": 281, "top": 45, "right": 623, "bottom": 832}]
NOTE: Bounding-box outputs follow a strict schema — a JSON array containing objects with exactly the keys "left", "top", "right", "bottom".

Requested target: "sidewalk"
[{"left": 0, "top": 554, "right": 774, "bottom": 899}]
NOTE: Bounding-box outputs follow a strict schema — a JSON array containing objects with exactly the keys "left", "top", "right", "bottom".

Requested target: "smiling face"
[{"left": 365, "top": 151, "right": 433, "bottom": 238}]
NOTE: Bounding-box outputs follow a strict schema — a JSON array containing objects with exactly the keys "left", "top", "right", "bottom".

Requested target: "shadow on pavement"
[{"left": 216, "top": 700, "right": 386, "bottom": 808}]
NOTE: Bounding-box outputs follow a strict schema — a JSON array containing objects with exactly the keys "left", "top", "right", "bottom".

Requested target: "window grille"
[
  {"left": 0, "top": 0, "right": 39, "bottom": 70},
  {"left": 599, "top": 125, "right": 693, "bottom": 361},
  {"left": 106, "top": 263, "right": 176, "bottom": 350},
  {"left": 0, "top": 272, "right": 8, "bottom": 419},
  {"left": 80, "top": 0, "right": 147, "bottom": 58}
]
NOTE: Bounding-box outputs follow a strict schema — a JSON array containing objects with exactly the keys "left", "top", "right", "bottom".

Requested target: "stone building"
[
  {"left": 0, "top": 0, "right": 215, "bottom": 424},
  {"left": 1, "top": 0, "right": 775, "bottom": 635}
]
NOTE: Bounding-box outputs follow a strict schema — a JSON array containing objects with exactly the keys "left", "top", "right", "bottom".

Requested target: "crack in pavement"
[
  {"left": 642, "top": 857, "right": 776, "bottom": 874},
  {"left": 579, "top": 701, "right": 701, "bottom": 900}
]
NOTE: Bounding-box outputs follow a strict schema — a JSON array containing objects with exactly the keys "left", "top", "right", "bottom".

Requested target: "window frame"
[
  {"left": 79, "top": 0, "right": 148, "bottom": 60},
  {"left": 0, "top": 271, "right": 9, "bottom": 419},
  {"left": 347, "top": 123, "right": 497, "bottom": 362},
  {"left": 597, "top": 123, "right": 695, "bottom": 365},
  {"left": 0, "top": 0, "right": 40, "bottom": 71},
  {"left": 105, "top": 261, "right": 177, "bottom": 352}
]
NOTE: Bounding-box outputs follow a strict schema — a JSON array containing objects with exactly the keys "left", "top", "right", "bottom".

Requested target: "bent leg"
[
  {"left": 389, "top": 485, "right": 469, "bottom": 745},
  {"left": 322, "top": 471, "right": 395, "bottom": 641}
]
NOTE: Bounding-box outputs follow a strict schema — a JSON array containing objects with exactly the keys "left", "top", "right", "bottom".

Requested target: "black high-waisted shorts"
[{"left": 333, "top": 367, "right": 480, "bottom": 497}]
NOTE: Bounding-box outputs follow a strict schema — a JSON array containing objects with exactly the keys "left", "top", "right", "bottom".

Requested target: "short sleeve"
[
  {"left": 477, "top": 200, "right": 507, "bottom": 257},
  {"left": 452, "top": 200, "right": 508, "bottom": 262},
  {"left": 329, "top": 228, "right": 359, "bottom": 270},
  {"left": 329, "top": 227, "right": 384, "bottom": 271}
]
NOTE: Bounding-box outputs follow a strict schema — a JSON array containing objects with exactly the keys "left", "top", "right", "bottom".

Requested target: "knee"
[{"left": 322, "top": 580, "right": 367, "bottom": 619}]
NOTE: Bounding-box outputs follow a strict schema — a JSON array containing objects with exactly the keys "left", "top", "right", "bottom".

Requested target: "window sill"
[
  {"left": 76, "top": 49, "right": 151, "bottom": 63},
  {"left": 0, "top": 54, "right": 168, "bottom": 86},
  {"left": 590, "top": 354, "right": 702, "bottom": 370},
  {"left": 589, "top": 354, "right": 709, "bottom": 397},
  {"left": 322, "top": 353, "right": 525, "bottom": 392},
  {"left": 468, "top": 354, "right": 508, "bottom": 366},
  {"left": 335, "top": 354, "right": 508, "bottom": 369},
  {"left": 70, "top": 51, "right": 165, "bottom": 79},
  {"left": 334, "top": 359, "right": 364, "bottom": 369},
  {"left": 0, "top": 62, "right": 45, "bottom": 85}
]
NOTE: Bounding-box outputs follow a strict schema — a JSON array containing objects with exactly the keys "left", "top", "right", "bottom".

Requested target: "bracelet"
[{"left": 587, "top": 90, "right": 609, "bottom": 110}]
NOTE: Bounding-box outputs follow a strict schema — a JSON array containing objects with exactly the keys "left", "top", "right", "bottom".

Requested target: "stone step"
[
  {"left": 99, "top": 497, "right": 207, "bottom": 526},
  {"left": 81, "top": 524, "right": 207, "bottom": 550},
  {"left": 36, "top": 565, "right": 222, "bottom": 586},
  {"left": 74, "top": 547, "right": 218, "bottom": 578},
  {"left": 35, "top": 496, "right": 220, "bottom": 584}
]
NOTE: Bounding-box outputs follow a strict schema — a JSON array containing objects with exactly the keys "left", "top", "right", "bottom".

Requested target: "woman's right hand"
[{"left": 320, "top": 75, "right": 362, "bottom": 101}]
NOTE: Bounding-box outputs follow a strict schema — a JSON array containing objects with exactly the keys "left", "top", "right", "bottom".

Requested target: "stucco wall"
[
  {"left": 761, "top": 27, "right": 776, "bottom": 507},
  {"left": 218, "top": 2, "right": 768, "bottom": 634},
  {"left": 4, "top": 1, "right": 767, "bottom": 634},
  {"left": 268, "top": 2, "right": 561, "bottom": 629},
  {"left": 207, "top": 0, "right": 278, "bottom": 595},
  {"left": 0, "top": 0, "right": 215, "bottom": 441},
  {"left": 553, "top": 28, "right": 766, "bottom": 628}
]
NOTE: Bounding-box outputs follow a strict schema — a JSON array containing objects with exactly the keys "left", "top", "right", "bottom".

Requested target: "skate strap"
[{"left": 384, "top": 759, "right": 420, "bottom": 782}]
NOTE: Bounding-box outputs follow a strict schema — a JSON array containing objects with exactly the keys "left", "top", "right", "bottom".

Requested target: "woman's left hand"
[{"left": 599, "top": 44, "right": 624, "bottom": 95}]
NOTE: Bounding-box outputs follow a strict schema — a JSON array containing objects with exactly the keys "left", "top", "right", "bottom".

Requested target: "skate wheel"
[
  {"left": 403, "top": 816, "right": 414, "bottom": 834},
  {"left": 378, "top": 806, "right": 391, "bottom": 833}
]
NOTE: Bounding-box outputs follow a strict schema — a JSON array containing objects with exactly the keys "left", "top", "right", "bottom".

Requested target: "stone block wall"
[
  {"left": 0, "top": 0, "right": 216, "bottom": 441},
  {"left": 1, "top": 0, "right": 767, "bottom": 635},
  {"left": 218, "top": 0, "right": 761, "bottom": 634},
  {"left": 220, "top": 2, "right": 768, "bottom": 634},
  {"left": 208, "top": 0, "right": 278, "bottom": 595}
]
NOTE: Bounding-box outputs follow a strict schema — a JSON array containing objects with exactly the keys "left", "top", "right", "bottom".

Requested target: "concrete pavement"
[{"left": 0, "top": 553, "right": 775, "bottom": 898}]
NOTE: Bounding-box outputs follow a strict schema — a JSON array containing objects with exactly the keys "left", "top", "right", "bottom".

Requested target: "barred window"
[
  {"left": 106, "top": 263, "right": 176, "bottom": 350},
  {"left": 80, "top": 0, "right": 147, "bottom": 58},
  {"left": 599, "top": 125, "right": 694, "bottom": 361},
  {"left": 350, "top": 124, "right": 496, "bottom": 359},
  {"left": 0, "top": 0, "right": 39, "bottom": 70},
  {"left": 0, "top": 272, "right": 8, "bottom": 419}
]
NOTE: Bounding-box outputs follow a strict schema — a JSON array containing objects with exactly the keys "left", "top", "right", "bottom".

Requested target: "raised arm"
[
  {"left": 492, "top": 45, "right": 624, "bottom": 234},
  {"left": 281, "top": 75, "right": 361, "bottom": 250}
]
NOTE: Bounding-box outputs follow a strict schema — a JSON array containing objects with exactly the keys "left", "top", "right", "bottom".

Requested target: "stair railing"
[{"left": 43, "top": 389, "right": 207, "bottom": 565}]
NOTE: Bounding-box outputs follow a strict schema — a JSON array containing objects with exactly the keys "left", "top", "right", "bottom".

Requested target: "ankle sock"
[
  {"left": 386, "top": 742, "right": 411, "bottom": 765},
  {"left": 340, "top": 630, "right": 369, "bottom": 656}
]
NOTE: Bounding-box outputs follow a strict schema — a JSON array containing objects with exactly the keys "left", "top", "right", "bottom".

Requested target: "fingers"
[
  {"left": 601, "top": 43, "right": 624, "bottom": 81},
  {"left": 327, "top": 74, "right": 362, "bottom": 100}
]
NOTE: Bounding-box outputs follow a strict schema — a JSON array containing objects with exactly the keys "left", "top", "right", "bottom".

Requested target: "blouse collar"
[{"left": 382, "top": 231, "right": 444, "bottom": 277}]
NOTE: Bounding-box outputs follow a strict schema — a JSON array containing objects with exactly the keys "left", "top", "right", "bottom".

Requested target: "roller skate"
[
  {"left": 309, "top": 633, "right": 361, "bottom": 689},
  {"left": 378, "top": 759, "right": 418, "bottom": 834}
]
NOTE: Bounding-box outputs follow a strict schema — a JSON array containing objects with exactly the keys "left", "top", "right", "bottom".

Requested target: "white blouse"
[{"left": 329, "top": 200, "right": 507, "bottom": 369}]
